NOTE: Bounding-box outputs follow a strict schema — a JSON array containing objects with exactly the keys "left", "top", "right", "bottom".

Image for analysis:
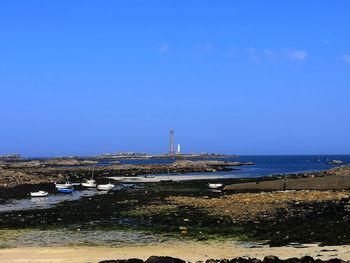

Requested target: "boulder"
[
  {"left": 263, "top": 256, "right": 281, "bottom": 263},
  {"left": 300, "top": 256, "right": 315, "bottom": 263},
  {"left": 99, "top": 259, "right": 144, "bottom": 263},
  {"left": 326, "top": 259, "right": 346, "bottom": 263},
  {"left": 145, "top": 256, "right": 185, "bottom": 263},
  {"left": 230, "top": 257, "right": 254, "bottom": 263}
]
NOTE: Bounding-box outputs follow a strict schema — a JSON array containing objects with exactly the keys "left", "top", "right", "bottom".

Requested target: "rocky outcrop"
[
  {"left": 0, "top": 167, "right": 62, "bottom": 188},
  {"left": 43, "top": 158, "right": 98, "bottom": 166},
  {"left": 99, "top": 256, "right": 347, "bottom": 263},
  {"left": 329, "top": 160, "right": 344, "bottom": 165},
  {"left": 99, "top": 259, "right": 144, "bottom": 263},
  {"left": 166, "top": 191, "right": 348, "bottom": 223},
  {"left": 0, "top": 154, "right": 21, "bottom": 160},
  {"left": 145, "top": 256, "right": 185, "bottom": 263}
]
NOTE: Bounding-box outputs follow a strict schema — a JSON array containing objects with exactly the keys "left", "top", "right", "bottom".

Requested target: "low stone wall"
[{"left": 224, "top": 174, "right": 350, "bottom": 191}]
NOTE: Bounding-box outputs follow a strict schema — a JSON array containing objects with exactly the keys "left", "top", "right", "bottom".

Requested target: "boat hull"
[
  {"left": 55, "top": 183, "right": 73, "bottom": 189},
  {"left": 30, "top": 191, "right": 48, "bottom": 197},
  {"left": 82, "top": 183, "right": 97, "bottom": 188},
  {"left": 208, "top": 183, "right": 223, "bottom": 189},
  {"left": 97, "top": 184, "right": 114, "bottom": 191},
  {"left": 57, "top": 188, "right": 74, "bottom": 193}
]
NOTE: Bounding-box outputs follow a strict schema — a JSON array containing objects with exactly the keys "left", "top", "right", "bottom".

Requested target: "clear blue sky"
[{"left": 0, "top": 1, "right": 349, "bottom": 157}]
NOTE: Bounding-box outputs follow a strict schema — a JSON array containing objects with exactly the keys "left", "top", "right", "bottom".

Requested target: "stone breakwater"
[
  {"left": 99, "top": 256, "right": 348, "bottom": 263},
  {"left": 224, "top": 166, "right": 350, "bottom": 191}
]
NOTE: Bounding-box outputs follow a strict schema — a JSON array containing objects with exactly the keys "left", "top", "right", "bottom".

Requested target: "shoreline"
[{"left": 1, "top": 242, "right": 350, "bottom": 263}]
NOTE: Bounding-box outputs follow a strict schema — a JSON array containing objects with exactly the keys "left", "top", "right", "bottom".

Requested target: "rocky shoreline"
[
  {"left": 0, "top": 159, "right": 253, "bottom": 189},
  {"left": 99, "top": 256, "right": 348, "bottom": 263}
]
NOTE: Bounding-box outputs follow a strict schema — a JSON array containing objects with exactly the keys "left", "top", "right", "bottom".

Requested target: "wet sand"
[{"left": 1, "top": 242, "right": 350, "bottom": 263}]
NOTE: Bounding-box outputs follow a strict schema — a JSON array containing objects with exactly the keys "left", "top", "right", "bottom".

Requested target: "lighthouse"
[{"left": 169, "top": 128, "right": 174, "bottom": 155}]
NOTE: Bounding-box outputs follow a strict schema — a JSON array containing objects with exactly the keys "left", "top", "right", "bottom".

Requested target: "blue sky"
[{"left": 0, "top": 1, "right": 349, "bottom": 156}]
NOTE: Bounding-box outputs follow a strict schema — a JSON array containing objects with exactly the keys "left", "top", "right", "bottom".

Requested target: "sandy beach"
[{"left": 1, "top": 242, "right": 350, "bottom": 263}]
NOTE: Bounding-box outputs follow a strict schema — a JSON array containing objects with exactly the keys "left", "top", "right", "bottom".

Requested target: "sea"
[{"left": 103, "top": 155, "right": 350, "bottom": 178}]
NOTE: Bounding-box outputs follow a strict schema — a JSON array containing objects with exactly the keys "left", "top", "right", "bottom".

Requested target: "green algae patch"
[
  {"left": 122, "top": 204, "right": 177, "bottom": 217},
  {"left": 0, "top": 229, "right": 32, "bottom": 248}
]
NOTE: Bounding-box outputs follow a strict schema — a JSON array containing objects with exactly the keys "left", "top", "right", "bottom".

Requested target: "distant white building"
[{"left": 177, "top": 144, "right": 181, "bottom": 154}]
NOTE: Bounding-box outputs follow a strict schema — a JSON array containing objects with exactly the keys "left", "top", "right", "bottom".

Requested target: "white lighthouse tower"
[{"left": 177, "top": 144, "right": 181, "bottom": 154}]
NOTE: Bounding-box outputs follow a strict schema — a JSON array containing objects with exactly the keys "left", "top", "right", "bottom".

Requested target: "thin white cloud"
[
  {"left": 245, "top": 48, "right": 261, "bottom": 63},
  {"left": 342, "top": 54, "right": 350, "bottom": 63},
  {"left": 289, "top": 50, "right": 308, "bottom": 61},
  {"left": 240, "top": 48, "right": 307, "bottom": 62},
  {"left": 159, "top": 43, "right": 170, "bottom": 53},
  {"left": 263, "top": 49, "right": 276, "bottom": 59}
]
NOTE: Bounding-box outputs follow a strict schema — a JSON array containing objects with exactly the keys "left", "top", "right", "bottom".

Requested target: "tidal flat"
[{"left": 1, "top": 175, "right": 350, "bottom": 248}]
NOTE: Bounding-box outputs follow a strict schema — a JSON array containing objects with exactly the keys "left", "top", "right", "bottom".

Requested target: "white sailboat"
[{"left": 82, "top": 168, "right": 97, "bottom": 188}]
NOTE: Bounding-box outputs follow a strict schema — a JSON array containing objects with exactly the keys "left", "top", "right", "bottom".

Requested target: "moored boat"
[
  {"left": 30, "top": 191, "right": 48, "bottom": 197},
  {"left": 97, "top": 183, "right": 115, "bottom": 191},
  {"left": 208, "top": 183, "right": 223, "bottom": 189},
  {"left": 82, "top": 168, "right": 97, "bottom": 188},
  {"left": 82, "top": 179, "right": 96, "bottom": 188},
  {"left": 57, "top": 188, "right": 74, "bottom": 193},
  {"left": 55, "top": 182, "right": 73, "bottom": 189}
]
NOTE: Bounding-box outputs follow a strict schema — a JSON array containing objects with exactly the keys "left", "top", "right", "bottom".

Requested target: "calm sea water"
[{"left": 111, "top": 155, "right": 350, "bottom": 178}]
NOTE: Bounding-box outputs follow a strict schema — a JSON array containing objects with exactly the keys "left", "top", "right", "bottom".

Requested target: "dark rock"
[
  {"left": 300, "top": 256, "right": 315, "bottom": 263},
  {"left": 326, "top": 259, "right": 346, "bottom": 263},
  {"left": 263, "top": 256, "right": 281, "bottom": 263},
  {"left": 284, "top": 258, "right": 300, "bottom": 263},
  {"left": 99, "top": 259, "right": 143, "bottom": 263},
  {"left": 145, "top": 256, "right": 185, "bottom": 263},
  {"left": 99, "top": 257, "right": 348, "bottom": 263},
  {"left": 229, "top": 257, "right": 253, "bottom": 263}
]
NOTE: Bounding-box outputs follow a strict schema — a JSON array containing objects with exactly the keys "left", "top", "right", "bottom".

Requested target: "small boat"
[
  {"left": 82, "top": 168, "right": 97, "bottom": 188},
  {"left": 30, "top": 191, "right": 48, "bottom": 197},
  {"left": 72, "top": 182, "right": 81, "bottom": 186},
  {"left": 97, "top": 183, "right": 115, "bottom": 191},
  {"left": 208, "top": 183, "right": 223, "bottom": 189},
  {"left": 55, "top": 182, "right": 73, "bottom": 189},
  {"left": 57, "top": 188, "right": 74, "bottom": 193},
  {"left": 144, "top": 175, "right": 155, "bottom": 178},
  {"left": 82, "top": 179, "right": 97, "bottom": 188}
]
